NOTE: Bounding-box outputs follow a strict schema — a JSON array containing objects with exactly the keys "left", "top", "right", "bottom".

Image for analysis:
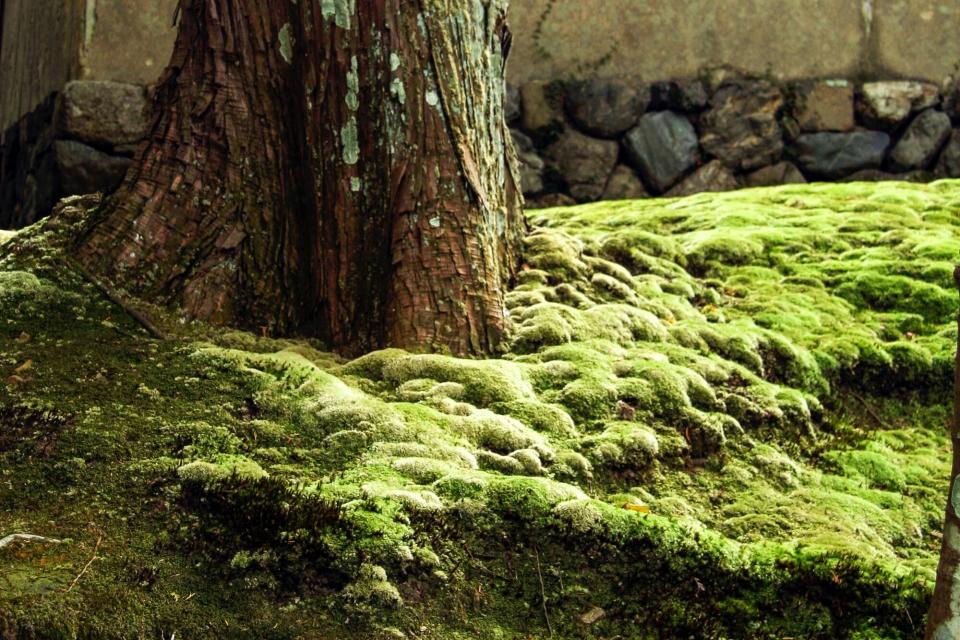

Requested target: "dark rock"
[
  {"left": 545, "top": 129, "right": 618, "bottom": 202},
  {"left": 521, "top": 80, "right": 564, "bottom": 133},
  {"left": 858, "top": 81, "right": 940, "bottom": 130},
  {"left": 623, "top": 111, "right": 699, "bottom": 193},
  {"left": 505, "top": 84, "right": 522, "bottom": 125},
  {"left": 511, "top": 129, "right": 536, "bottom": 155},
  {"left": 526, "top": 193, "right": 577, "bottom": 209},
  {"left": 788, "top": 131, "right": 891, "bottom": 179},
  {"left": 793, "top": 80, "right": 855, "bottom": 132},
  {"left": 842, "top": 168, "right": 932, "bottom": 183},
  {"left": 649, "top": 80, "right": 708, "bottom": 112},
  {"left": 666, "top": 160, "right": 739, "bottom": 197},
  {"left": 700, "top": 81, "right": 784, "bottom": 171},
  {"left": 602, "top": 165, "right": 648, "bottom": 201},
  {"left": 54, "top": 140, "right": 132, "bottom": 197},
  {"left": 935, "top": 130, "right": 960, "bottom": 178},
  {"left": 888, "top": 109, "right": 952, "bottom": 171},
  {"left": 745, "top": 161, "right": 807, "bottom": 187},
  {"left": 565, "top": 79, "right": 649, "bottom": 138},
  {"left": 57, "top": 81, "right": 147, "bottom": 148}
]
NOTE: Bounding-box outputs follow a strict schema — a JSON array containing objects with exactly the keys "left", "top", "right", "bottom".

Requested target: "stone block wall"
[
  {"left": 510, "top": 74, "right": 960, "bottom": 209},
  {"left": 0, "top": 81, "right": 146, "bottom": 228}
]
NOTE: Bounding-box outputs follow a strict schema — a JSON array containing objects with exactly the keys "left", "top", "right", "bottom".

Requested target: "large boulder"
[
  {"left": 56, "top": 81, "right": 147, "bottom": 148},
  {"left": 788, "top": 131, "right": 890, "bottom": 179},
  {"left": 53, "top": 140, "right": 132, "bottom": 197},
  {"left": 936, "top": 130, "right": 960, "bottom": 179},
  {"left": 888, "top": 109, "right": 952, "bottom": 171},
  {"left": 545, "top": 129, "right": 619, "bottom": 202},
  {"left": 699, "top": 81, "right": 784, "bottom": 171},
  {"left": 511, "top": 130, "right": 545, "bottom": 196},
  {"left": 666, "top": 160, "right": 739, "bottom": 198},
  {"left": 602, "top": 165, "right": 649, "bottom": 201},
  {"left": 520, "top": 80, "right": 564, "bottom": 134},
  {"left": 793, "top": 80, "right": 855, "bottom": 132},
  {"left": 565, "top": 79, "right": 649, "bottom": 138},
  {"left": 745, "top": 161, "right": 807, "bottom": 187},
  {"left": 858, "top": 81, "right": 940, "bottom": 130},
  {"left": 623, "top": 111, "right": 699, "bottom": 193}
]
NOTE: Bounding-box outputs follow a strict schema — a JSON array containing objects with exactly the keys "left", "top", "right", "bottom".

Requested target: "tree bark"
[
  {"left": 77, "top": 0, "right": 524, "bottom": 357},
  {"left": 927, "top": 266, "right": 960, "bottom": 639}
]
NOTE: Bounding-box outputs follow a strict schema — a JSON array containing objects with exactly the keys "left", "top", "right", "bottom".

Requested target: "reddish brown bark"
[{"left": 77, "top": 0, "right": 523, "bottom": 356}]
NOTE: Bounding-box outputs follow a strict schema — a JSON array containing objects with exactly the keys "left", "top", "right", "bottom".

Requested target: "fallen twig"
[
  {"left": 0, "top": 533, "right": 63, "bottom": 549},
  {"left": 67, "top": 258, "right": 166, "bottom": 340},
  {"left": 65, "top": 532, "right": 103, "bottom": 593},
  {"left": 533, "top": 546, "right": 553, "bottom": 637}
]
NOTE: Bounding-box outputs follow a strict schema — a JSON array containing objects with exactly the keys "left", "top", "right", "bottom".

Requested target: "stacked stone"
[
  {"left": 0, "top": 81, "right": 146, "bottom": 228},
  {"left": 509, "top": 76, "right": 960, "bottom": 208}
]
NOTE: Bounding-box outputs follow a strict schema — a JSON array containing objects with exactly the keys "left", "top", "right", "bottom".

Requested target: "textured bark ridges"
[
  {"left": 926, "top": 266, "right": 960, "bottom": 639},
  {"left": 77, "top": 0, "right": 524, "bottom": 356}
]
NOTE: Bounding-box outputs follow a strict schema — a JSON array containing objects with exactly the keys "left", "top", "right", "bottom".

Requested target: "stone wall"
[
  {"left": 511, "top": 75, "right": 960, "bottom": 209},
  {"left": 0, "top": 81, "right": 145, "bottom": 228}
]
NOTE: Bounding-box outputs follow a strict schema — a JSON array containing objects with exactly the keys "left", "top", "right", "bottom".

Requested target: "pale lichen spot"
[
  {"left": 426, "top": 90, "right": 440, "bottom": 107},
  {"left": 278, "top": 23, "right": 295, "bottom": 64},
  {"left": 390, "top": 53, "right": 402, "bottom": 72},
  {"left": 351, "top": 177, "right": 362, "bottom": 192},
  {"left": 429, "top": 216, "right": 441, "bottom": 228},
  {"left": 346, "top": 56, "right": 360, "bottom": 111},
  {"left": 341, "top": 118, "right": 359, "bottom": 165}
]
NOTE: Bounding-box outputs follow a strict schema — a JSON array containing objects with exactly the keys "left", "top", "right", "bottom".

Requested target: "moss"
[
  {"left": 381, "top": 353, "right": 534, "bottom": 406},
  {"left": 2, "top": 181, "right": 957, "bottom": 638},
  {"left": 582, "top": 421, "right": 659, "bottom": 469},
  {"left": 177, "top": 454, "right": 269, "bottom": 488}
]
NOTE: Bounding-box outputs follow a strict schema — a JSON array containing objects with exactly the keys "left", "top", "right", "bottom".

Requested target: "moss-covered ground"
[{"left": 1, "top": 183, "right": 958, "bottom": 638}]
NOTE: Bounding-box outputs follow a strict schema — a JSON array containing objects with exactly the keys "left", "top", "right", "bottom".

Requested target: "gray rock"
[
  {"left": 521, "top": 80, "right": 563, "bottom": 133},
  {"left": 565, "top": 79, "right": 649, "bottom": 138},
  {"left": 888, "top": 109, "right": 952, "bottom": 171},
  {"left": 57, "top": 81, "right": 147, "bottom": 148},
  {"left": 858, "top": 81, "right": 940, "bottom": 129},
  {"left": 649, "top": 80, "right": 708, "bottom": 112},
  {"left": 518, "top": 151, "right": 545, "bottom": 196},
  {"left": 623, "top": 111, "right": 699, "bottom": 193},
  {"left": 745, "top": 161, "right": 807, "bottom": 187},
  {"left": 505, "top": 84, "right": 522, "bottom": 125},
  {"left": 935, "top": 130, "right": 960, "bottom": 178},
  {"left": 666, "top": 160, "right": 739, "bottom": 197},
  {"left": 788, "top": 131, "right": 890, "bottom": 179},
  {"left": 54, "top": 140, "right": 132, "bottom": 197},
  {"left": 602, "top": 165, "right": 648, "bottom": 201},
  {"left": 793, "top": 80, "right": 855, "bottom": 132},
  {"left": 700, "top": 81, "right": 784, "bottom": 171},
  {"left": 545, "top": 129, "right": 618, "bottom": 202}
]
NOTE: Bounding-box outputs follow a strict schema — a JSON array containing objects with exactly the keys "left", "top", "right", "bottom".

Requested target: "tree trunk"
[
  {"left": 77, "top": 0, "right": 524, "bottom": 357},
  {"left": 927, "top": 266, "right": 960, "bottom": 639}
]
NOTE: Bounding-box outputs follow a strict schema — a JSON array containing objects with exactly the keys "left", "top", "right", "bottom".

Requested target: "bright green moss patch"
[{"left": 2, "top": 182, "right": 960, "bottom": 638}]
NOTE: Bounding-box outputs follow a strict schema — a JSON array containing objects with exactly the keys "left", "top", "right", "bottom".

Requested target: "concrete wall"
[
  {"left": 0, "top": 0, "right": 86, "bottom": 131},
  {"left": 80, "top": 0, "right": 178, "bottom": 88},
  {"left": 0, "top": 0, "right": 177, "bottom": 131},
  {"left": 4, "top": 0, "right": 960, "bottom": 130},
  {"left": 507, "top": 0, "right": 960, "bottom": 86}
]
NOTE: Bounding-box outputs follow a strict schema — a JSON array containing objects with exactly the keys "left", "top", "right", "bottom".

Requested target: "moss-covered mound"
[{"left": 0, "top": 184, "right": 957, "bottom": 639}]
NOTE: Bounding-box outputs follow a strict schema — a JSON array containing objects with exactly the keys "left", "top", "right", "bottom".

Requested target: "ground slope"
[{"left": 0, "top": 182, "right": 957, "bottom": 639}]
